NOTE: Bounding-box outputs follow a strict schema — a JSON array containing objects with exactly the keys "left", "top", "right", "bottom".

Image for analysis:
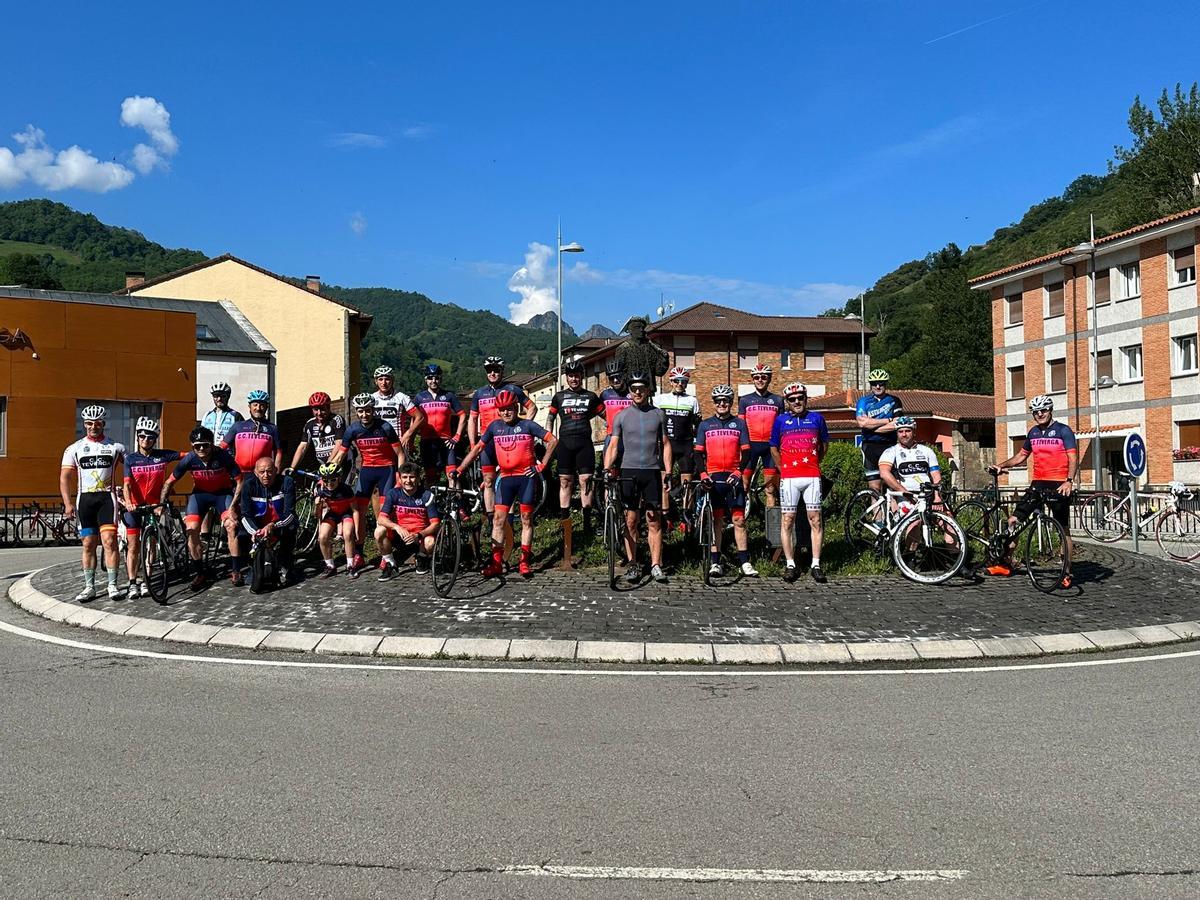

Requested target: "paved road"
[{"left": 3, "top": 550, "right": 1200, "bottom": 898}]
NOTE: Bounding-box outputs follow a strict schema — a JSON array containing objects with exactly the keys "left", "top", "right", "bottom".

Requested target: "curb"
[{"left": 8, "top": 573, "right": 1200, "bottom": 666}]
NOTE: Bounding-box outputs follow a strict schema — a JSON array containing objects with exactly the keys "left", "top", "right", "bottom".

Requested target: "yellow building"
[{"left": 117, "top": 255, "right": 372, "bottom": 416}]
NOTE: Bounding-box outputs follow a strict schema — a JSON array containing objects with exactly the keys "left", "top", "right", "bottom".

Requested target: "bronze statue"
[{"left": 615, "top": 316, "right": 669, "bottom": 389}]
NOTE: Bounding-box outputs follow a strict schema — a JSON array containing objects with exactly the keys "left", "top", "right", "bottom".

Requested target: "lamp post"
[
  {"left": 1064, "top": 233, "right": 1102, "bottom": 491},
  {"left": 844, "top": 291, "right": 866, "bottom": 391},
  {"left": 844, "top": 312, "right": 863, "bottom": 391},
  {"left": 556, "top": 222, "right": 585, "bottom": 390}
]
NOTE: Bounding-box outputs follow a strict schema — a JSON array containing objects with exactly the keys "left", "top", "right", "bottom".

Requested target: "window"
[
  {"left": 1173, "top": 246, "right": 1197, "bottom": 285},
  {"left": 1179, "top": 420, "right": 1200, "bottom": 448},
  {"left": 75, "top": 400, "right": 163, "bottom": 447},
  {"left": 1047, "top": 358, "right": 1066, "bottom": 393},
  {"left": 1095, "top": 349, "right": 1113, "bottom": 384},
  {"left": 1008, "top": 365, "right": 1025, "bottom": 399},
  {"left": 1010, "top": 436, "right": 1027, "bottom": 465},
  {"left": 195, "top": 324, "right": 220, "bottom": 343},
  {"left": 1174, "top": 334, "right": 1198, "bottom": 375},
  {"left": 1117, "top": 262, "right": 1140, "bottom": 299},
  {"left": 0, "top": 396, "right": 6, "bottom": 456},
  {"left": 673, "top": 335, "right": 695, "bottom": 369},
  {"left": 1120, "top": 344, "right": 1143, "bottom": 382},
  {"left": 1006, "top": 293, "right": 1023, "bottom": 325},
  {"left": 737, "top": 335, "right": 758, "bottom": 369},
  {"left": 804, "top": 337, "right": 824, "bottom": 371},
  {"left": 1095, "top": 269, "right": 1111, "bottom": 306},
  {"left": 779, "top": 348, "right": 791, "bottom": 369},
  {"left": 1045, "top": 281, "right": 1064, "bottom": 318}
]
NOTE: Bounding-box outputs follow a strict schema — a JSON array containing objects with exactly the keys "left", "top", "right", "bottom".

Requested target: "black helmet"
[
  {"left": 627, "top": 371, "right": 651, "bottom": 389},
  {"left": 423, "top": 363, "right": 442, "bottom": 377},
  {"left": 605, "top": 359, "right": 625, "bottom": 377},
  {"left": 563, "top": 359, "right": 584, "bottom": 375},
  {"left": 189, "top": 426, "right": 215, "bottom": 445}
]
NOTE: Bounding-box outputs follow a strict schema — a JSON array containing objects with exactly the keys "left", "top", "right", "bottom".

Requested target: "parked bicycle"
[
  {"left": 1076, "top": 479, "right": 1200, "bottom": 561},
  {"left": 428, "top": 484, "right": 482, "bottom": 597},
  {"left": 15, "top": 502, "right": 79, "bottom": 547},
  {"left": 889, "top": 483, "right": 967, "bottom": 585},
  {"left": 132, "top": 504, "right": 189, "bottom": 602},
  {"left": 981, "top": 485, "right": 1070, "bottom": 592}
]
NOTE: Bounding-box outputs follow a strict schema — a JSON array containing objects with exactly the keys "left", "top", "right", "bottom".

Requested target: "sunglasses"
[
  {"left": 786, "top": 395, "right": 806, "bottom": 401},
  {"left": 136, "top": 431, "right": 158, "bottom": 439},
  {"left": 714, "top": 398, "right": 732, "bottom": 404},
  {"left": 192, "top": 442, "right": 212, "bottom": 450},
  {"left": 870, "top": 381, "right": 886, "bottom": 387}
]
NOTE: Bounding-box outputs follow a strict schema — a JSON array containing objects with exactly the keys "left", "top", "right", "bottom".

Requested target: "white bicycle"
[{"left": 1076, "top": 480, "right": 1200, "bottom": 561}]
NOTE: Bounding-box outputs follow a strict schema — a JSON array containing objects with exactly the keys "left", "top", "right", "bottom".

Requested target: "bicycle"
[
  {"left": 692, "top": 480, "right": 718, "bottom": 585},
  {"left": 15, "top": 501, "right": 79, "bottom": 547},
  {"left": 133, "top": 504, "right": 188, "bottom": 603},
  {"left": 982, "top": 486, "right": 1070, "bottom": 592},
  {"left": 889, "top": 483, "right": 967, "bottom": 585},
  {"left": 952, "top": 472, "right": 1007, "bottom": 560},
  {"left": 290, "top": 469, "right": 321, "bottom": 554},
  {"left": 601, "top": 476, "right": 627, "bottom": 589},
  {"left": 844, "top": 488, "right": 898, "bottom": 554},
  {"left": 1075, "top": 479, "right": 1200, "bottom": 561},
  {"left": 428, "top": 484, "right": 482, "bottom": 598}
]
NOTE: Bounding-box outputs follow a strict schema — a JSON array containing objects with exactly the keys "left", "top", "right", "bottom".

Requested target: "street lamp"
[
  {"left": 556, "top": 222, "right": 585, "bottom": 390},
  {"left": 844, "top": 291, "right": 866, "bottom": 391},
  {"left": 844, "top": 312, "right": 864, "bottom": 391},
  {"left": 1062, "top": 234, "right": 1102, "bottom": 491}
]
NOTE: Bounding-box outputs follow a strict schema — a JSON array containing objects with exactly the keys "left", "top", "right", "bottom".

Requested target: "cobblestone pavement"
[{"left": 31, "top": 544, "right": 1200, "bottom": 644}]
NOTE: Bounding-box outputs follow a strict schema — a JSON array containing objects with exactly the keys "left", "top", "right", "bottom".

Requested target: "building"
[
  {"left": 971, "top": 207, "right": 1199, "bottom": 488},
  {"left": 116, "top": 255, "right": 372, "bottom": 418}
]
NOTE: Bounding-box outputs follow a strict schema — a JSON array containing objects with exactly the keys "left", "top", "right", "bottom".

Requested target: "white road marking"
[{"left": 503, "top": 864, "right": 969, "bottom": 883}]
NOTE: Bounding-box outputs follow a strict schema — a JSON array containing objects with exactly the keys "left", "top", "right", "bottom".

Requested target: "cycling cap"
[
  {"left": 318, "top": 462, "right": 342, "bottom": 478},
  {"left": 668, "top": 366, "right": 690, "bottom": 382},
  {"left": 1029, "top": 394, "right": 1054, "bottom": 411},
  {"left": 247, "top": 389, "right": 270, "bottom": 404},
  {"left": 352, "top": 392, "right": 375, "bottom": 408},
  {"left": 627, "top": 371, "right": 651, "bottom": 389},
  {"left": 563, "top": 359, "right": 585, "bottom": 375},
  {"left": 605, "top": 359, "right": 626, "bottom": 376},
  {"left": 494, "top": 389, "right": 518, "bottom": 409},
  {"left": 80, "top": 404, "right": 107, "bottom": 422},
  {"left": 135, "top": 416, "right": 160, "bottom": 435},
  {"left": 895, "top": 415, "right": 917, "bottom": 429},
  {"left": 711, "top": 384, "right": 735, "bottom": 400},
  {"left": 189, "top": 426, "right": 215, "bottom": 444},
  {"left": 750, "top": 363, "right": 772, "bottom": 376},
  {"left": 209, "top": 381, "right": 232, "bottom": 396},
  {"left": 867, "top": 368, "right": 891, "bottom": 383},
  {"left": 484, "top": 356, "right": 505, "bottom": 369},
  {"left": 782, "top": 381, "right": 807, "bottom": 398},
  {"left": 423, "top": 364, "right": 443, "bottom": 377},
  {"left": 373, "top": 366, "right": 393, "bottom": 379},
  {"left": 308, "top": 391, "right": 331, "bottom": 408}
]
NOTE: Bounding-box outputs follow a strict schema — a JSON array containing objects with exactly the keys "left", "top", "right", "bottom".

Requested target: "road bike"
[
  {"left": 290, "top": 469, "right": 321, "bottom": 554},
  {"left": 889, "top": 483, "right": 967, "bottom": 585},
  {"left": 428, "top": 484, "right": 482, "bottom": 598},
  {"left": 134, "top": 504, "right": 189, "bottom": 603},
  {"left": 952, "top": 472, "right": 1007, "bottom": 560},
  {"left": 14, "top": 502, "right": 79, "bottom": 547},
  {"left": 982, "top": 486, "right": 1071, "bottom": 592},
  {"left": 1075, "top": 479, "right": 1200, "bottom": 561}
]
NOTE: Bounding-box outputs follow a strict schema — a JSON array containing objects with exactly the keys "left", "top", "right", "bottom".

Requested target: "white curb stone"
[
  {"left": 164, "top": 622, "right": 222, "bottom": 645},
  {"left": 780, "top": 643, "right": 852, "bottom": 664},
  {"left": 914, "top": 639, "right": 982, "bottom": 660},
  {"left": 1128, "top": 625, "right": 1182, "bottom": 645},
  {"left": 1032, "top": 633, "right": 1095, "bottom": 653},
  {"left": 1080, "top": 629, "right": 1139, "bottom": 650},
  {"left": 92, "top": 613, "right": 143, "bottom": 636},
  {"left": 1166, "top": 621, "right": 1200, "bottom": 640},
  {"left": 848, "top": 642, "right": 920, "bottom": 662},
  {"left": 260, "top": 631, "right": 325, "bottom": 653},
  {"left": 378, "top": 636, "right": 446, "bottom": 658},
  {"left": 976, "top": 637, "right": 1043, "bottom": 658},
  {"left": 64, "top": 607, "right": 110, "bottom": 628},
  {"left": 443, "top": 638, "right": 511, "bottom": 659},
  {"left": 507, "top": 639, "right": 576, "bottom": 661},
  {"left": 645, "top": 642, "right": 714, "bottom": 664},
  {"left": 315, "top": 633, "right": 383, "bottom": 656},
  {"left": 577, "top": 641, "right": 644, "bottom": 663},
  {"left": 209, "top": 627, "right": 271, "bottom": 650},
  {"left": 40, "top": 601, "right": 82, "bottom": 623},
  {"left": 713, "top": 644, "right": 782, "bottom": 665},
  {"left": 15, "top": 591, "right": 59, "bottom": 616},
  {"left": 124, "top": 618, "right": 181, "bottom": 640}
]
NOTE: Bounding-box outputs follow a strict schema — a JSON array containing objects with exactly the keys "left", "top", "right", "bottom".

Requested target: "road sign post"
[{"left": 1123, "top": 433, "right": 1147, "bottom": 553}]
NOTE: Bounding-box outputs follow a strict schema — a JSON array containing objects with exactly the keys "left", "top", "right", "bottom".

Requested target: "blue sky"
[{"left": 1, "top": 1, "right": 1191, "bottom": 331}]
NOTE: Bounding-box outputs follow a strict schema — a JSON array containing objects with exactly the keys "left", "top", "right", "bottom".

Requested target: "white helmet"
[
  {"left": 209, "top": 381, "right": 232, "bottom": 396},
  {"left": 135, "top": 416, "right": 160, "bottom": 434},
  {"left": 1029, "top": 394, "right": 1054, "bottom": 412},
  {"left": 782, "top": 381, "right": 806, "bottom": 398},
  {"left": 80, "top": 404, "right": 106, "bottom": 422},
  {"left": 352, "top": 392, "right": 376, "bottom": 408},
  {"left": 711, "top": 384, "right": 735, "bottom": 400},
  {"left": 373, "top": 365, "right": 393, "bottom": 379},
  {"left": 750, "top": 363, "right": 772, "bottom": 376},
  {"left": 668, "top": 365, "right": 689, "bottom": 382}
]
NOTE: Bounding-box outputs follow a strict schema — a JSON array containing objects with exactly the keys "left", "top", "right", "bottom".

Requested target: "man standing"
[
  {"left": 289, "top": 391, "right": 347, "bottom": 472},
  {"left": 468, "top": 356, "right": 536, "bottom": 517},
  {"left": 655, "top": 366, "right": 701, "bottom": 487},
  {"left": 221, "top": 389, "right": 283, "bottom": 475},
  {"left": 414, "top": 364, "right": 467, "bottom": 488},
  {"left": 770, "top": 382, "right": 829, "bottom": 583},
  {"left": 120, "top": 417, "right": 181, "bottom": 598},
  {"left": 201, "top": 382, "right": 244, "bottom": 446},
  {"left": 371, "top": 365, "right": 425, "bottom": 452},
  {"left": 60, "top": 405, "right": 125, "bottom": 600},
  {"left": 856, "top": 369, "right": 904, "bottom": 493},
  {"left": 738, "top": 363, "right": 784, "bottom": 509},
  {"left": 547, "top": 358, "right": 604, "bottom": 567},
  {"left": 694, "top": 384, "right": 756, "bottom": 579}
]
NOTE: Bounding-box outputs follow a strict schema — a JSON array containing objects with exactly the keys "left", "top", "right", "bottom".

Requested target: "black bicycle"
[
  {"left": 290, "top": 469, "right": 321, "bottom": 554},
  {"left": 982, "top": 486, "right": 1070, "bottom": 592},
  {"left": 136, "top": 504, "right": 188, "bottom": 602},
  {"left": 429, "top": 485, "right": 482, "bottom": 598}
]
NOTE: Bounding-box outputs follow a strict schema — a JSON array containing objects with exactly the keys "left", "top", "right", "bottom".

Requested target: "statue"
[{"left": 615, "top": 316, "right": 669, "bottom": 389}]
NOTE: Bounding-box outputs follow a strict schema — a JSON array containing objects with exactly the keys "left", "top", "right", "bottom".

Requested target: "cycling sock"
[
  {"left": 82, "top": 567, "right": 96, "bottom": 590},
  {"left": 710, "top": 551, "right": 721, "bottom": 565},
  {"left": 492, "top": 545, "right": 504, "bottom": 563},
  {"left": 324, "top": 559, "right": 335, "bottom": 569},
  {"left": 230, "top": 555, "right": 242, "bottom": 573},
  {"left": 383, "top": 553, "right": 395, "bottom": 565},
  {"left": 737, "top": 550, "right": 749, "bottom": 565},
  {"left": 192, "top": 558, "right": 204, "bottom": 576},
  {"left": 521, "top": 544, "right": 531, "bottom": 559},
  {"left": 106, "top": 567, "right": 118, "bottom": 589},
  {"left": 811, "top": 556, "right": 821, "bottom": 568},
  {"left": 785, "top": 557, "right": 795, "bottom": 567}
]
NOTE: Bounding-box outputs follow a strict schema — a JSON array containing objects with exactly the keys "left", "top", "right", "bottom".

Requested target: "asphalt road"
[{"left": 2, "top": 548, "right": 1199, "bottom": 899}]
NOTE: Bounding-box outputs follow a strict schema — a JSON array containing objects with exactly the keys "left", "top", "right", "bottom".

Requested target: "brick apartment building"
[{"left": 970, "top": 206, "right": 1200, "bottom": 488}]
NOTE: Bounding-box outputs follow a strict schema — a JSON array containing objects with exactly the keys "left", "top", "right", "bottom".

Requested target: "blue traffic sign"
[{"left": 1123, "top": 432, "right": 1147, "bottom": 478}]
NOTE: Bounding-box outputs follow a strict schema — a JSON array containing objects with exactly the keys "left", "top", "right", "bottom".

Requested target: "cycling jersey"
[
  {"left": 240, "top": 475, "right": 296, "bottom": 529},
  {"left": 1023, "top": 421, "right": 1077, "bottom": 482},
  {"left": 694, "top": 415, "right": 751, "bottom": 476},
  {"left": 221, "top": 419, "right": 281, "bottom": 471},
  {"left": 471, "top": 383, "right": 530, "bottom": 434},
  {"left": 654, "top": 390, "right": 701, "bottom": 445},
  {"left": 414, "top": 389, "right": 464, "bottom": 440},
  {"left": 339, "top": 418, "right": 401, "bottom": 467},
  {"left": 372, "top": 390, "right": 417, "bottom": 434},
  {"left": 298, "top": 414, "right": 347, "bottom": 464},
  {"left": 599, "top": 387, "right": 633, "bottom": 436},
  {"left": 770, "top": 411, "right": 829, "bottom": 479},
  {"left": 738, "top": 391, "right": 784, "bottom": 444},
  {"left": 317, "top": 483, "right": 356, "bottom": 518},
  {"left": 478, "top": 418, "right": 549, "bottom": 477},
  {"left": 123, "top": 450, "right": 183, "bottom": 506},
  {"left": 856, "top": 392, "right": 904, "bottom": 445},
  {"left": 61, "top": 437, "right": 125, "bottom": 495},
  {"left": 879, "top": 443, "right": 939, "bottom": 491},
  {"left": 173, "top": 449, "right": 241, "bottom": 494},
  {"left": 611, "top": 403, "right": 667, "bottom": 470},
  {"left": 380, "top": 486, "right": 442, "bottom": 532},
  {"left": 548, "top": 389, "right": 603, "bottom": 443},
  {"left": 201, "top": 407, "right": 244, "bottom": 445}
]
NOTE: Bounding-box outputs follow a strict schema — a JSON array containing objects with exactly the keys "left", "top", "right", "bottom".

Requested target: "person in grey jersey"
[{"left": 603, "top": 371, "right": 672, "bottom": 584}]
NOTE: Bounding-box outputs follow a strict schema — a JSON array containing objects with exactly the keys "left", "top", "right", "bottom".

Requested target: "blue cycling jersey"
[{"left": 856, "top": 393, "right": 904, "bottom": 445}]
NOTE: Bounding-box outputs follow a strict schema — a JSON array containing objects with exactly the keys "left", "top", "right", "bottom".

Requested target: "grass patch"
[{"left": 0, "top": 239, "right": 82, "bottom": 264}]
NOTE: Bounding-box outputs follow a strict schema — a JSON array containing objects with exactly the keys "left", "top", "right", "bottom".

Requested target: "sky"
[{"left": 1, "top": 1, "right": 1193, "bottom": 331}]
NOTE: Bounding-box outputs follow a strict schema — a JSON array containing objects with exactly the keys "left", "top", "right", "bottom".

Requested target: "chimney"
[
  {"left": 125, "top": 271, "right": 146, "bottom": 290},
  {"left": 305, "top": 275, "right": 321, "bottom": 293}
]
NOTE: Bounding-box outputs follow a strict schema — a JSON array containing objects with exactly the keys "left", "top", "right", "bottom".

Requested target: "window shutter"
[{"left": 1095, "top": 269, "right": 1110, "bottom": 304}]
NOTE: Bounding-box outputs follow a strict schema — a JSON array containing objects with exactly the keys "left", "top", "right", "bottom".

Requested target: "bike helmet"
[
  {"left": 247, "top": 389, "right": 270, "bottom": 404},
  {"left": 494, "top": 389, "right": 518, "bottom": 409},
  {"left": 1029, "top": 394, "right": 1054, "bottom": 412},
  {"left": 80, "top": 404, "right": 107, "bottom": 422},
  {"left": 563, "top": 359, "right": 585, "bottom": 375},
  {"left": 308, "top": 391, "right": 331, "bottom": 408},
  {"left": 352, "top": 392, "right": 375, "bottom": 408},
  {"left": 867, "top": 368, "right": 891, "bottom": 383},
  {"left": 711, "top": 384, "right": 735, "bottom": 401},
  {"left": 423, "top": 363, "right": 443, "bottom": 378},
  {"left": 484, "top": 356, "right": 505, "bottom": 369},
  {"left": 627, "top": 371, "right": 651, "bottom": 389},
  {"left": 189, "top": 426, "right": 215, "bottom": 445},
  {"left": 782, "top": 381, "right": 806, "bottom": 398},
  {"left": 373, "top": 365, "right": 393, "bottom": 379},
  {"left": 209, "top": 381, "right": 232, "bottom": 396},
  {"left": 668, "top": 366, "right": 689, "bottom": 382},
  {"left": 605, "top": 359, "right": 625, "bottom": 377},
  {"left": 135, "top": 416, "right": 160, "bottom": 434},
  {"left": 895, "top": 415, "right": 917, "bottom": 429},
  {"left": 318, "top": 462, "right": 342, "bottom": 479},
  {"left": 750, "top": 363, "right": 772, "bottom": 376}
]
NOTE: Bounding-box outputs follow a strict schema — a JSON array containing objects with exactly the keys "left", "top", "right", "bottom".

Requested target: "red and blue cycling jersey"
[
  {"left": 738, "top": 391, "right": 784, "bottom": 444},
  {"left": 380, "top": 486, "right": 442, "bottom": 532},
  {"left": 415, "top": 389, "right": 464, "bottom": 440},
  {"left": 1023, "top": 421, "right": 1077, "bottom": 482},
  {"left": 478, "top": 419, "right": 548, "bottom": 477},
  {"left": 221, "top": 419, "right": 281, "bottom": 471},
  {"left": 123, "top": 450, "right": 183, "bottom": 506},
  {"left": 339, "top": 419, "right": 401, "bottom": 467},
  {"left": 599, "top": 387, "right": 633, "bottom": 436},
  {"left": 695, "top": 415, "right": 751, "bottom": 475},
  {"left": 770, "top": 412, "right": 829, "bottom": 478},
  {"left": 173, "top": 449, "right": 241, "bottom": 494},
  {"left": 318, "top": 483, "right": 356, "bottom": 518},
  {"left": 471, "top": 384, "right": 530, "bottom": 433}
]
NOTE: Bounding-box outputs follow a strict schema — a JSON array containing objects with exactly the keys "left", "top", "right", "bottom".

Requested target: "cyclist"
[
  {"left": 330, "top": 393, "right": 404, "bottom": 575},
  {"left": 655, "top": 366, "right": 701, "bottom": 488},
  {"left": 547, "top": 358, "right": 604, "bottom": 567},
  {"left": 738, "top": 363, "right": 784, "bottom": 509},
  {"left": 375, "top": 461, "right": 443, "bottom": 581},
  {"left": 414, "top": 364, "right": 467, "bottom": 488},
  {"left": 599, "top": 359, "right": 632, "bottom": 453},
  {"left": 288, "top": 391, "right": 347, "bottom": 472},
  {"left": 603, "top": 371, "right": 671, "bottom": 584},
  {"left": 856, "top": 369, "right": 904, "bottom": 493},
  {"left": 695, "top": 384, "right": 756, "bottom": 579},
  {"left": 59, "top": 405, "right": 126, "bottom": 601},
  {"left": 878, "top": 416, "right": 942, "bottom": 501},
  {"left": 221, "top": 389, "right": 283, "bottom": 474},
  {"left": 240, "top": 457, "right": 299, "bottom": 586},
  {"left": 458, "top": 389, "right": 557, "bottom": 579},
  {"left": 201, "top": 382, "right": 244, "bottom": 445},
  {"left": 161, "top": 426, "right": 243, "bottom": 589},
  {"left": 120, "top": 417, "right": 181, "bottom": 598},
  {"left": 468, "top": 356, "right": 536, "bottom": 518},
  {"left": 986, "top": 395, "right": 1077, "bottom": 586},
  {"left": 371, "top": 365, "right": 425, "bottom": 451},
  {"left": 314, "top": 461, "right": 359, "bottom": 578},
  {"left": 770, "top": 382, "right": 829, "bottom": 583}
]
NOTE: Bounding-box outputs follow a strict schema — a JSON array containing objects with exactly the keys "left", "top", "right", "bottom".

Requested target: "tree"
[
  {"left": 0, "top": 253, "right": 62, "bottom": 289},
  {"left": 1111, "top": 83, "right": 1200, "bottom": 222}
]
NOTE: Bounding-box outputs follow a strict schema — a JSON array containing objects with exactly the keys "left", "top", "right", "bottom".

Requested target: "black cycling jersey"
[
  {"left": 299, "top": 414, "right": 347, "bottom": 464},
  {"left": 548, "top": 389, "right": 603, "bottom": 443}
]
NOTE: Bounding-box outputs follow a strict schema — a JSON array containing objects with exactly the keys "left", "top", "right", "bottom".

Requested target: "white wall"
[{"left": 197, "top": 355, "right": 272, "bottom": 423}]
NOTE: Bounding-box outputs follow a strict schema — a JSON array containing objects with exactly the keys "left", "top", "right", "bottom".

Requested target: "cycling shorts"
[
  {"left": 746, "top": 442, "right": 777, "bottom": 476},
  {"left": 420, "top": 437, "right": 460, "bottom": 474},
  {"left": 321, "top": 508, "right": 356, "bottom": 526},
  {"left": 1015, "top": 481, "right": 1071, "bottom": 529},
  {"left": 555, "top": 439, "right": 596, "bottom": 477},
  {"left": 495, "top": 473, "right": 538, "bottom": 513},
  {"left": 669, "top": 439, "right": 696, "bottom": 475},
  {"left": 780, "top": 476, "right": 823, "bottom": 512},
  {"left": 618, "top": 468, "right": 662, "bottom": 511},
  {"left": 705, "top": 476, "right": 745, "bottom": 518},
  {"left": 185, "top": 492, "right": 232, "bottom": 525},
  {"left": 120, "top": 507, "right": 152, "bottom": 536},
  {"left": 861, "top": 441, "right": 893, "bottom": 479},
  {"left": 77, "top": 492, "right": 117, "bottom": 536},
  {"left": 356, "top": 464, "right": 396, "bottom": 502}
]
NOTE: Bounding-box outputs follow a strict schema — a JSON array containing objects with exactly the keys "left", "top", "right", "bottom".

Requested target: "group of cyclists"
[{"left": 59, "top": 355, "right": 1079, "bottom": 601}]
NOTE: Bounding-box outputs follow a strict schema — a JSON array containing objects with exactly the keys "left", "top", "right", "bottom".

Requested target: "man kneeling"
[
  {"left": 240, "top": 457, "right": 298, "bottom": 585},
  {"left": 375, "top": 462, "right": 442, "bottom": 580}
]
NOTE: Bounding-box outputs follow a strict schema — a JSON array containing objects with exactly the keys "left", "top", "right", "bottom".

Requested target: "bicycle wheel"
[
  {"left": 605, "top": 505, "right": 621, "bottom": 590},
  {"left": 844, "top": 490, "right": 882, "bottom": 551},
  {"left": 55, "top": 515, "right": 80, "bottom": 545},
  {"left": 1075, "top": 492, "right": 1127, "bottom": 542},
  {"left": 294, "top": 491, "right": 319, "bottom": 554},
  {"left": 891, "top": 511, "right": 967, "bottom": 585},
  {"left": 142, "top": 523, "right": 171, "bottom": 603},
  {"left": 698, "top": 499, "right": 716, "bottom": 586},
  {"left": 1023, "top": 514, "right": 1069, "bottom": 592},
  {"left": 1155, "top": 509, "right": 1200, "bottom": 562},
  {"left": 0, "top": 515, "right": 17, "bottom": 546},
  {"left": 432, "top": 515, "right": 461, "bottom": 597},
  {"left": 15, "top": 516, "right": 48, "bottom": 548}
]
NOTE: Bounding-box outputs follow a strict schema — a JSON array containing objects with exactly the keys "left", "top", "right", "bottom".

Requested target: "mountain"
[
  {"left": 522, "top": 310, "right": 576, "bottom": 337},
  {"left": 582, "top": 323, "right": 617, "bottom": 339}
]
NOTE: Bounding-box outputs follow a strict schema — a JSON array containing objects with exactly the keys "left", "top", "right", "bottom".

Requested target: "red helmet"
[
  {"left": 494, "top": 389, "right": 518, "bottom": 410},
  {"left": 308, "top": 391, "right": 331, "bottom": 408}
]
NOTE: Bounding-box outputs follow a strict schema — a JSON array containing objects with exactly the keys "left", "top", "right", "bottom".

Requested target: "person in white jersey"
[{"left": 59, "top": 405, "right": 126, "bottom": 600}]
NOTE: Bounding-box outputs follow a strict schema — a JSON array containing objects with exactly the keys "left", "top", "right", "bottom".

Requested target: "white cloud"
[
  {"left": 328, "top": 132, "right": 388, "bottom": 149},
  {"left": 350, "top": 211, "right": 368, "bottom": 236},
  {"left": 120, "top": 96, "right": 179, "bottom": 173},
  {"left": 403, "top": 124, "right": 436, "bottom": 140},
  {"left": 567, "top": 260, "right": 602, "bottom": 283},
  {"left": 506, "top": 242, "right": 558, "bottom": 324}
]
